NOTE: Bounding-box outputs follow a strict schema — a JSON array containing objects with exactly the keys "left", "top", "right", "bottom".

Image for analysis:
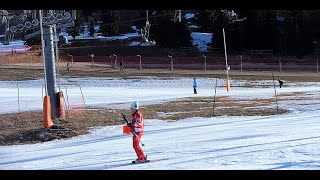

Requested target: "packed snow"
[{"left": 1, "top": 75, "right": 320, "bottom": 170}]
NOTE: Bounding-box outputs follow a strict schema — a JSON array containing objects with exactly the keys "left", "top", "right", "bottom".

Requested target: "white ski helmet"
[{"left": 131, "top": 101, "right": 139, "bottom": 110}]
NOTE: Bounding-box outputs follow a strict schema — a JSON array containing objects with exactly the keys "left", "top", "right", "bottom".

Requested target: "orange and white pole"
[{"left": 223, "top": 28, "right": 230, "bottom": 92}]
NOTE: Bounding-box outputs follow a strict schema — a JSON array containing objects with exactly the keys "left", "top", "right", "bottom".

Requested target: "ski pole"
[{"left": 121, "top": 114, "right": 145, "bottom": 146}]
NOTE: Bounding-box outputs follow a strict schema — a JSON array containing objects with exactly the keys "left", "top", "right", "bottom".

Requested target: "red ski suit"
[{"left": 130, "top": 110, "right": 145, "bottom": 161}]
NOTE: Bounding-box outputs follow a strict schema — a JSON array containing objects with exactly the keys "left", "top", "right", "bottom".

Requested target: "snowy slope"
[{"left": 1, "top": 76, "right": 320, "bottom": 170}]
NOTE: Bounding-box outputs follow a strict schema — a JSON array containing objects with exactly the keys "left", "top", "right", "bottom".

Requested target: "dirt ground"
[{"left": 0, "top": 53, "right": 319, "bottom": 146}]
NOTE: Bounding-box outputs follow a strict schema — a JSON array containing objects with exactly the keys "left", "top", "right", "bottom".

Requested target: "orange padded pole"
[{"left": 43, "top": 95, "right": 53, "bottom": 128}]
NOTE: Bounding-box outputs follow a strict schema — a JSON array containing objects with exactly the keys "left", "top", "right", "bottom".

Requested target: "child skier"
[{"left": 127, "top": 101, "right": 147, "bottom": 163}]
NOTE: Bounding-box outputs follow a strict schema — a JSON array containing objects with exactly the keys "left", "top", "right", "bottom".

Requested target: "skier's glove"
[{"left": 127, "top": 122, "right": 132, "bottom": 127}]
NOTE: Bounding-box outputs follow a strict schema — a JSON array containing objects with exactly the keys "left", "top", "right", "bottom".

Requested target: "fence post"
[
  {"left": 17, "top": 83, "right": 20, "bottom": 113},
  {"left": 64, "top": 87, "right": 69, "bottom": 118},
  {"left": 272, "top": 72, "right": 279, "bottom": 114},
  {"left": 113, "top": 54, "right": 117, "bottom": 69},
  {"left": 317, "top": 58, "right": 319, "bottom": 73},
  {"left": 89, "top": 54, "right": 94, "bottom": 68},
  {"left": 67, "top": 54, "right": 73, "bottom": 66},
  {"left": 137, "top": 55, "right": 142, "bottom": 70},
  {"left": 240, "top": 55, "right": 243, "bottom": 71},
  {"left": 279, "top": 58, "right": 282, "bottom": 72},
  {"left": 29, "top": 52, "right": 32, "bottom": 67},
  {"left": 203, "top": 55, "right": 206, "bottom": 71},
  {"left": 168, "top": 55, "right": 173, "bottom": 70}
]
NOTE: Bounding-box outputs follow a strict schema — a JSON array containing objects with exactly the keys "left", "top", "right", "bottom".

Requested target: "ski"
[
  {"left": 132, "top": 159, "right": 150, "bottom": 164},
  {"left": 104, "top": 158, "right": 169, "bottom": 169},
  {"left": 132, "top": 155, "right": 149, "bottom": 164}
]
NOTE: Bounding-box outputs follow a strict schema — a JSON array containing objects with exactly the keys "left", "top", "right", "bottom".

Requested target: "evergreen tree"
[
  {"left": 294, "top": 10, "right": 313, "bottom": 57},
  {"left": 150, "top": 12, "right": 191, "bottom": 49},
  {"left": 177, "top": 19, "right": 192, "bottom": 48},
  {"left": 89, "top": 19, "right": 95, "bottom": 37},
  {"left": 67, "top": 10, "right": 84, "bottom": 40},
  {"left": 132, "top": 10, "right": 150, "bottom": 33},
  {"left": 21, "top": 10, "right": 320, "bottom": 57},
  {"left": 24, "top": 36, "right": 41, "bottom": 46},
  {"left": 100, "top": 10, "right": 120, "bottom": 37},
  {"left": 193, "top": 10, "right": 216, "bottom": 33},
  {"left": 209, "top": 10, "right": 228, "bottom": 50}
]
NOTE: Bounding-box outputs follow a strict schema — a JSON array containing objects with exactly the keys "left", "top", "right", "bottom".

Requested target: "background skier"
[
  {"left": 193, "top": 78, "right": 198, "bottom": 94},
  {"left": 278, "top": 80, "right": 284, "bottom": 88},
  {"left": 120, "top": 60, "right": 124, "bottom": 71}
]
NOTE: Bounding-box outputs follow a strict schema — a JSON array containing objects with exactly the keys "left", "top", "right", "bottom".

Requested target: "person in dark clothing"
[
  {"left": 66, "top": 62, "right": 70, "bottom": 72},
  {"left": 120, "top": 60, "right": 124, "bottom": 71},
  {"left": 278, "top": 80, "right": 284, "bottom": 88}
]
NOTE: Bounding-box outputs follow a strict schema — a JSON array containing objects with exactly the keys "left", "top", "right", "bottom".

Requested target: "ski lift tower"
[
  {"left": 221, "top": 10, "right": 246, "bottom": 92},
  {"left": 141, "top": 10, "right": 150, "bottom": 44},
  {"left": 1, "top": 10, "right": 76, "bottom": 122},
  {"left": 172, "top": 10, "right": 182, "bottom": 22},
  {"left": 141, "top": 10, "right": 156, "bottom": 46}
]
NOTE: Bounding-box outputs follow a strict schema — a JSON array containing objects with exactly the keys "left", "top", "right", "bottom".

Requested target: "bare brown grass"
[
  {"left": 0, "top": 95, "right": 291, "bottom": 146},
  {"left": 0, "top": 53, "right": 318, "bottom": 146}
]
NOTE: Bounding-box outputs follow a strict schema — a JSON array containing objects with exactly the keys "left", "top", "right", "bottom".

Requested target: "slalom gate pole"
[
  {"left": 213, "top": 78, "right": 217, "bottom": 116},
  {"left": 121, "top": 114, "right": 145, "bottom": 146},
  {"left": 272, "top": 72, "right": 279, "bottom": 113}
]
